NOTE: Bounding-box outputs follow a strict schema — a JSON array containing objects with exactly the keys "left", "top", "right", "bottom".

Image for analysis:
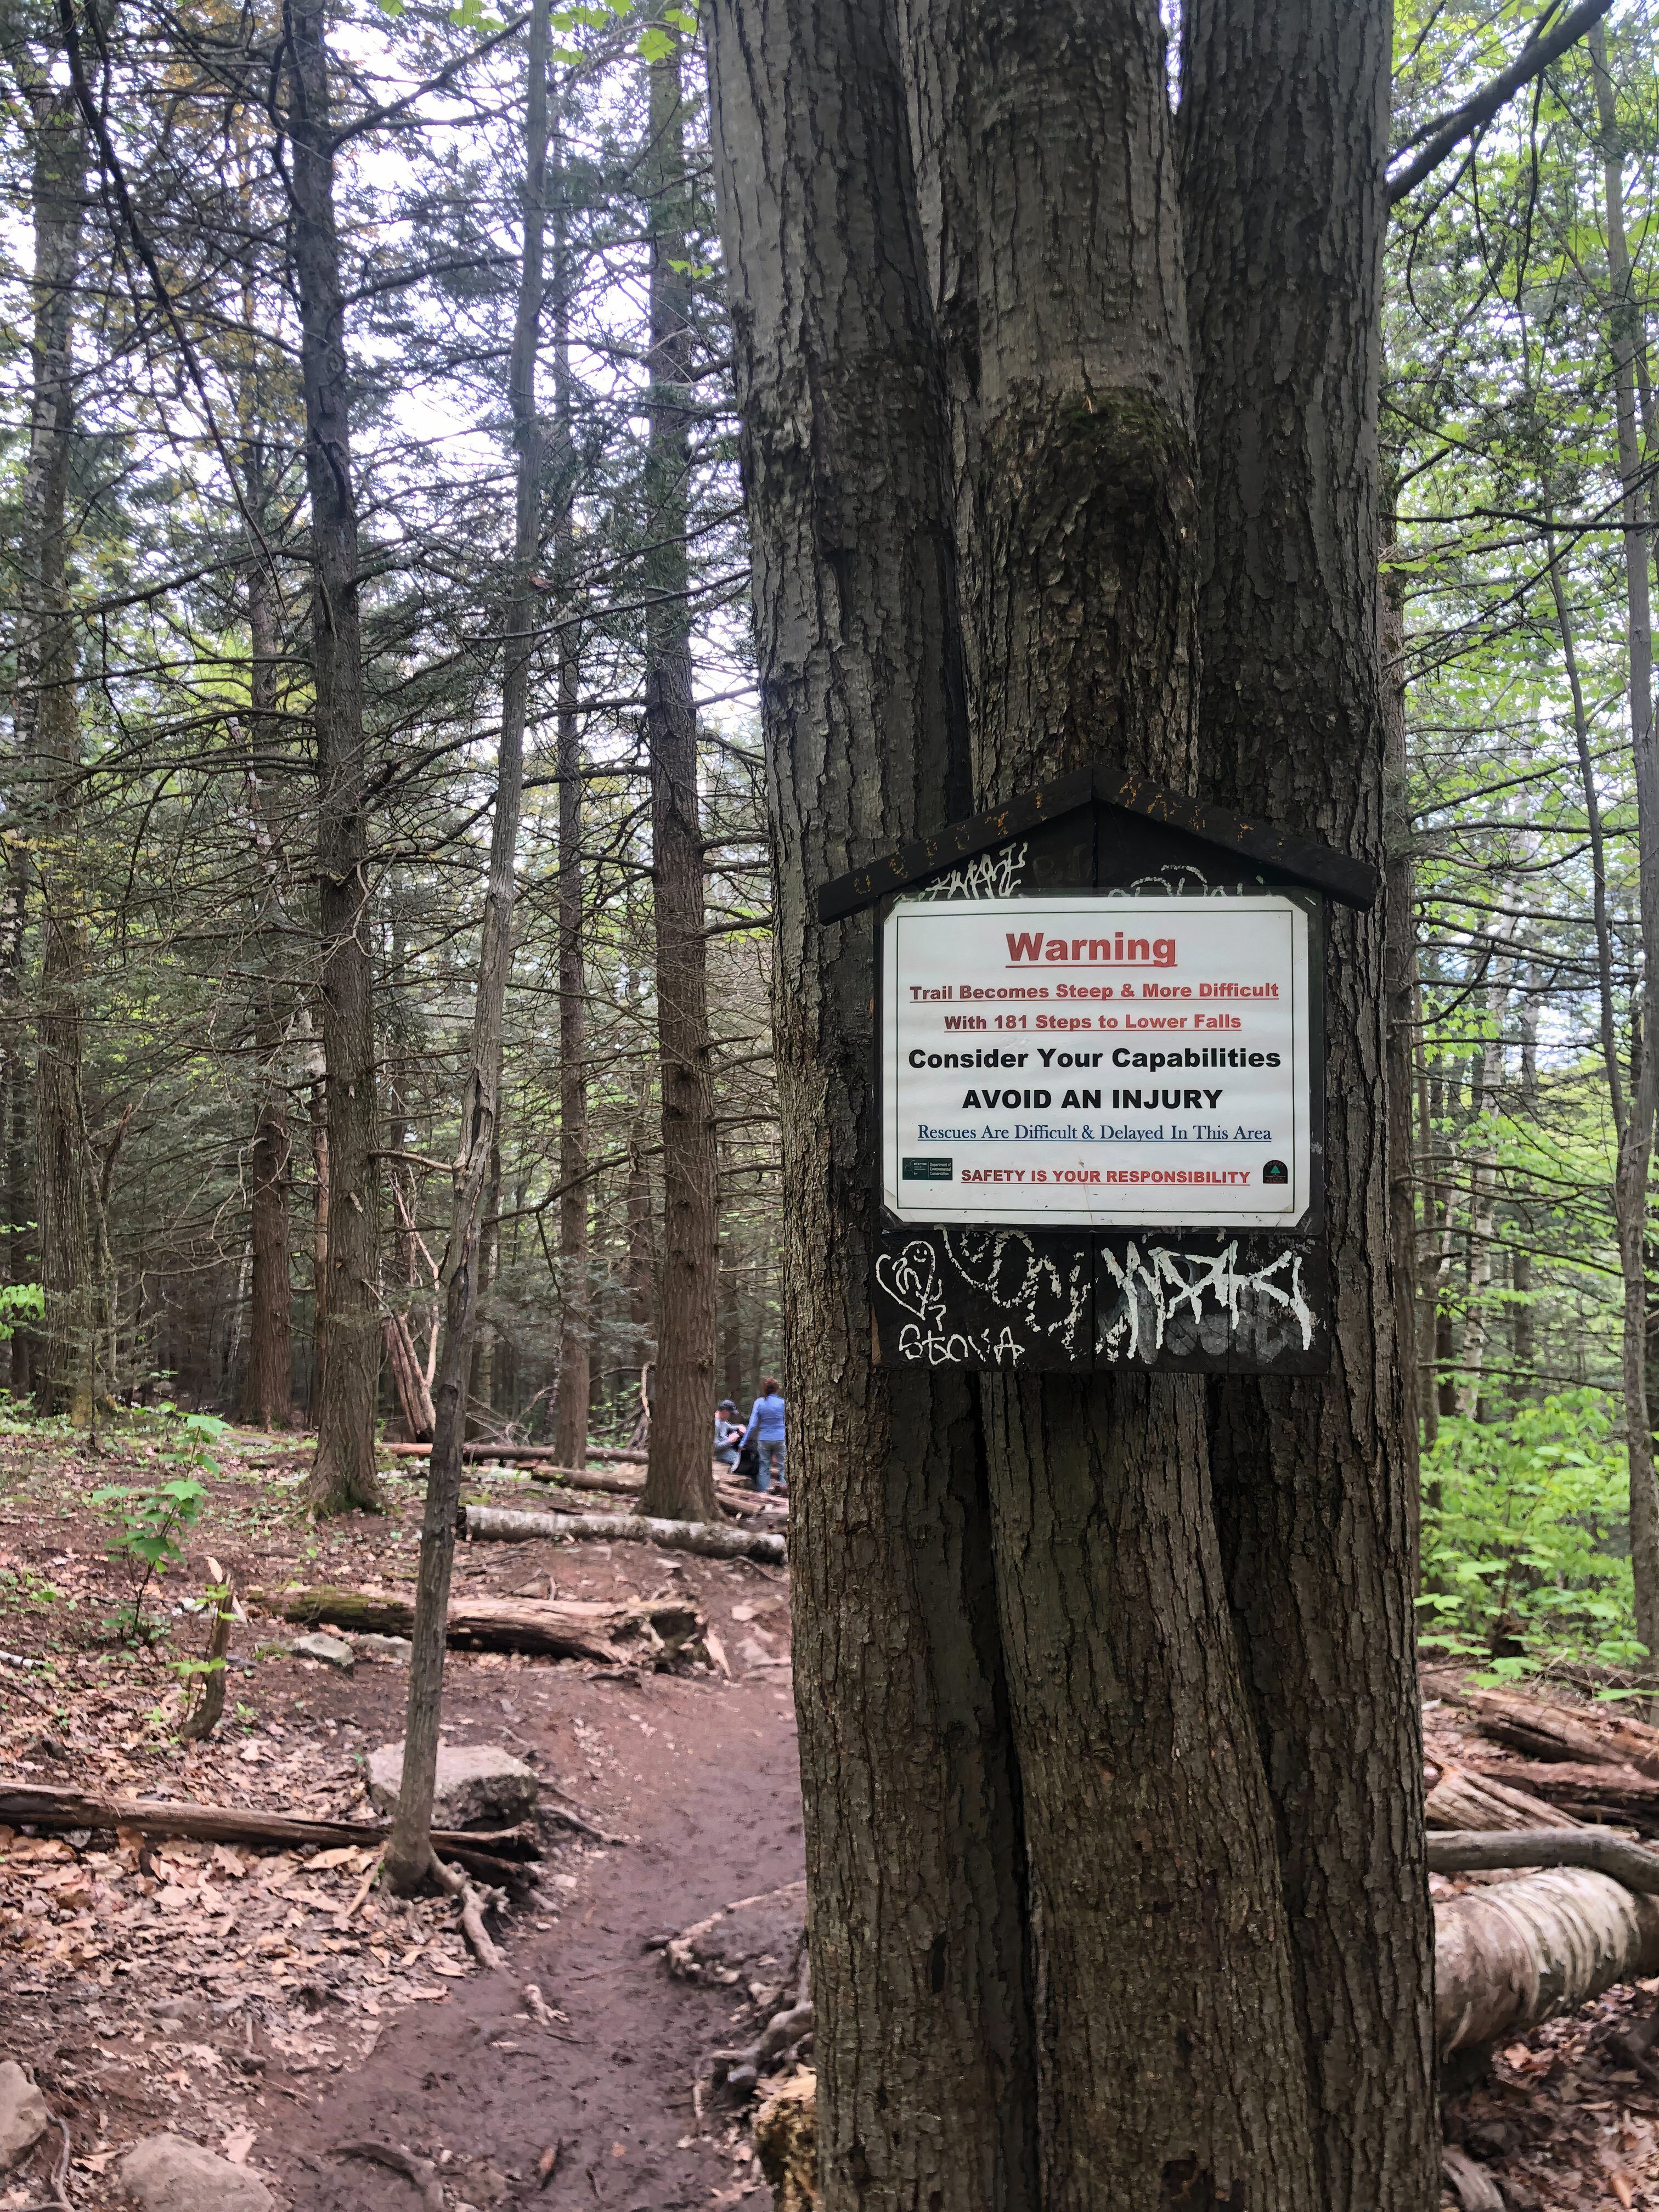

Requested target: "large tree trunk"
[
  {"left": 640, "top": 35, "right": 719, "bottom": 1526},
  {"left": 286, "top": 0, "right": 383, "bottom": 1515},
  {"left": 1180, "top": 4, "right": 1438, "bottom": 2205},
  {"left": 1591, "top": 20, "right": 1659, "bottom": 1662},
  {"left": 22, "top": 77, "right": 108, "bottom": 1423},
  {"left": 704, "top": 0, "right": 1038, "bottom": 2198},
  {"left": 932, "top": 1, "right": 1320, "bottom": 2192},
  {"left": 386, "top": 0, "right": 545, "bottom": 1893}
]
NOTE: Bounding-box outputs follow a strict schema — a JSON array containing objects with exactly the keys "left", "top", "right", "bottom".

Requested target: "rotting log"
[
  {"left": 1435, "top": 1867, "right": 1659, "bottom": 2052},
  {"left": 462, "top": 1503, "right": 786, "bottom": 1565},
  {"left": 255, "top": 1584, "right": 704, "bottom": 1666},
  {"left": 1469, "top": 1686, "right": 1659, "bottom": 1779},
  {"left": 1465, "top": 1757, "right": 1659, "bottom": 1831},
  {"left": 1425, "top": 1763, "right": 1585, "bottom": 1832},
  {"left": 0, "top": 1781, "right": 539, "bottom": 1870},
  {"left": 1427, "top": 1826, "right": 1659, "bottom": 1891}
]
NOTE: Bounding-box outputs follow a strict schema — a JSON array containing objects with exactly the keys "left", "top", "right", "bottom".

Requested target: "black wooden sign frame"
[{"left": 817, "top": 766, "right": 1380, "bottom": 1378}]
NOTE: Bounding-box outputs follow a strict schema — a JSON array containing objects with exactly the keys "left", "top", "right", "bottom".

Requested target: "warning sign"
[{"left": 881, "top": 894, "right": 1316, "bottom": 1229}]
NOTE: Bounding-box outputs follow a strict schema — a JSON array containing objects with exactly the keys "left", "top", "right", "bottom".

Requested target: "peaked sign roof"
[{"left": 816, "top": 764, "right": 1381, "bottom": 924}]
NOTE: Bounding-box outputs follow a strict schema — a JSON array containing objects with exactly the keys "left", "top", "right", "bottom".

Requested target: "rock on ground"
[
  {"left": 121, "top": 2134, "right": 275, "bottom": 2212},
  {"left": 354, "top": 1633, "right": 411, "bottom": 1662},
  {"left": 0, "top": 2061, "right": 48, "bottom": 2171},
  {"left": 290, "top": 1632, "right": 354, "bottom": 1672},
  {"left": 366, "top": 1740, "right": 538, "bottom": 1827}
]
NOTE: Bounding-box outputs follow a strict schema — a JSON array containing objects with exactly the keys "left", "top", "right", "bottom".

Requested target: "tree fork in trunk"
[
  {"left": 703, "top": 0, "right": 1039, "bottom": 2193},
  {"left": 285, "top": 0, "right": 383, "bottom": 1515},
  {"left": 386, "top": 0, "right": 546, "bottom": 1893},
  {"left": 1181, "top": 1, "right": 1437, "bottom": 2201},
  {"left": 924, "top": 0, "right": 1322, "bottom": 2190},
  {"left": 641, "top": 32, "right": 719, "bottom": 1525}
]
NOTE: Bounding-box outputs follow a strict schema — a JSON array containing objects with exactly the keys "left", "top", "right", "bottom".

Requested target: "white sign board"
[{"left": 881, "top": 894, "right": 1315, "bottom": 1229}]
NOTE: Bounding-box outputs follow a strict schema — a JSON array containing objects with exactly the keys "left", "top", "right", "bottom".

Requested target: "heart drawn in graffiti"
[{"left": 875, "top": 1239, "right": 946, "bottom": 1325}]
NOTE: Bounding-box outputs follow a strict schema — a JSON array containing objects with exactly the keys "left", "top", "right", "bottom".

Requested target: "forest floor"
[
  {"left": 2, "top": 1421, "right": 1657, "bottom": 2210},
  {"left": 0, "top": 1420, "right": 803, "bottom": 2209}
]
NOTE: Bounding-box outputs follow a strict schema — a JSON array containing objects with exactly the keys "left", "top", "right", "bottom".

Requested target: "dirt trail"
[{"left": 268, "top": 1662, "right": 804, "bottom": 2210}]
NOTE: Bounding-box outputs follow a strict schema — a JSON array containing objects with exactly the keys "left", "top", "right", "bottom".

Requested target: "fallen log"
[
  {"left": 1426, "top": 1826, "right": 1659, "bottom": 1892},
  {"left": 256, "top": 1585, "right": 704, "bottom": 1667},
  {"left": 1465, "top": 1757, "right": 1659, "bottom": 1832},
  {"left": 0, "top": 1782, "right": 539, "bottom": 1872},
  {"left": 1435, "top": 1867, "right": 1659, "bottom": 2051},
  {"left": 1469, "top": 1686, "right": 1659, "bottom": 1779},
  {"left": 1425, "top": 1762, "right": 1585, "bottom": 1832},
  {"left": 462, "top": 1503, "right": 786, "bottom": 1565}
]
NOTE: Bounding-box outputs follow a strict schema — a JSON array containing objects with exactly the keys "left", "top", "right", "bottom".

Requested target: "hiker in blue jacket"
[{"left": 742, "top": 1378, "right": 786, "bottom": 1493}]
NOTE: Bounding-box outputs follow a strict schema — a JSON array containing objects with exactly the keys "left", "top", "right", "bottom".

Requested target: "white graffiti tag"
[
  {"left": 1097, "top": 1242, "right": 1316, "bottom": 1363},
  {"left": 896, "top": 1322, "right": 1026, "bottom": 1367},
  {"left": 912, "top": 840, "right": 1028, "bottom": 901}
]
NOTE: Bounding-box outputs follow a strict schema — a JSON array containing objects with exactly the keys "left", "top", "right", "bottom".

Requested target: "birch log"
[
  {"left": 1436, "top": 1867, "right": 1659, "bottom": 2051},
  {"left": 462, "top": 1503, "right": 786, "bottom": 1565}
]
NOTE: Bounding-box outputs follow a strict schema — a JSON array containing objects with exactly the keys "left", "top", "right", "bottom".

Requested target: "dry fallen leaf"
[
  {"left": 222, "top": 2126, "right": 256, "bottom": 2166},
  {"left": 1610, "top": 2174, "right": 1634, "bottom": 2209}
]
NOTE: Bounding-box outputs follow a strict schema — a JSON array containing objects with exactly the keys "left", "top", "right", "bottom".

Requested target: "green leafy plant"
[
  {"left": 93, "top": 1476, "right": 205, "bottom": 1642},
  {"left": 92, "top": 1405, "right": 227, "bottom": 1641},
  {"left": 1418, "top": 1390, "right": 1648, "bottom": 1682}
]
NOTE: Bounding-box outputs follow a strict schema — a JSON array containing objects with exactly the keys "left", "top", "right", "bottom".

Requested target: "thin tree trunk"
[
  {"left": 704, "top": 0, "right": 1039, "bottom": 2194},
  {"left": 552, "top": 139, "right": 588, "bottom": 1468},
  {"left": 285, "top": 0, "right": 382, "bottom": 1515},
  {"left": 23, "top": 76, "right": 106, "bottom": 1423},
  {"left": 641, "top": 35, "right": 719, "bottom": 1525},
  {"left": 1458, "top": 912, "right": 1512, "bottom": 1418},
  {"left": 1181, "top": 0, "right": 1437, "bottom": 2202},
  {"left": 239, "top": 561, "right": 294, "bottom": 1430},
  {"left": 385, "top": 0, "right": 545, "bottom": 1892},
  {"left": 1416, "top": 970, "right": 1441, "bottom": 1449},
  {"left": 1592, "top": 21, "right": 1659, "bottom": 1661}
]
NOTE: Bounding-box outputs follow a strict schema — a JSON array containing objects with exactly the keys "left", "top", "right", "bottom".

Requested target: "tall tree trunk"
[
  {"left": 704, "top": 0, "right": 1039, "bottom": 2196},
  {"left": 23, "top": 77, "right": 107, "bottom": 1423},
  {"left": 552, "top": 125, "right": 589, "bottom": 1470},
  {"left": 386, "top": 0, "right": 545, "bottom": 1893},
  {"left": 1592, "top": 19, "right": 1659, "bottom": 1662},
  {"left": 641, "top": 33, "right": 719, "bottom": 1524},
  {"left": 285, "top": 0, "right": 382, "bottom": 1514},
  {"left": 1181, "top": 2, "right": 1437, "bottom": 2204},
  {"left": 934, "top": 0, "right": 1320, "bottom": 2191},
  {"left": 0, "top": 856, "right": 31, "bottom": 1403},
  {"left": 239, "top": 556, "right": 294, "bottom": 1430}
]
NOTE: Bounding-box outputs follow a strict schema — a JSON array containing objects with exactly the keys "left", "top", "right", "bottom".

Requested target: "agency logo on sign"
[
  {"left": 902, "top": 1156, "right": 953, "bottom": 1181},
  {"left": 1262, "top": 1159, "right": 1288, "bottom": 1184}
]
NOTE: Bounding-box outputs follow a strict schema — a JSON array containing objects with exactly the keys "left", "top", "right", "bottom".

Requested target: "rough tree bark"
[
  {"left": 1180, "top": 2, "right": 1438, "bottom": 2204},
  {"left": 641, "top": 28, "right": 719, "bottom": 1525},
  {"left": 285, "top": 0, "right": 383, "bottom": 1514},
  {"left": 385, "top": 0, "right": 545, "bottom": 1893},
  {"left": 923, "top": 0, "right": 1321, "bottom": 2194},
  {"left": 704, "top": 0, "right": 1037, "bottom": 2198},
  {"left": 22, "top": 71, "right": 109, "bottom": 1421}
]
